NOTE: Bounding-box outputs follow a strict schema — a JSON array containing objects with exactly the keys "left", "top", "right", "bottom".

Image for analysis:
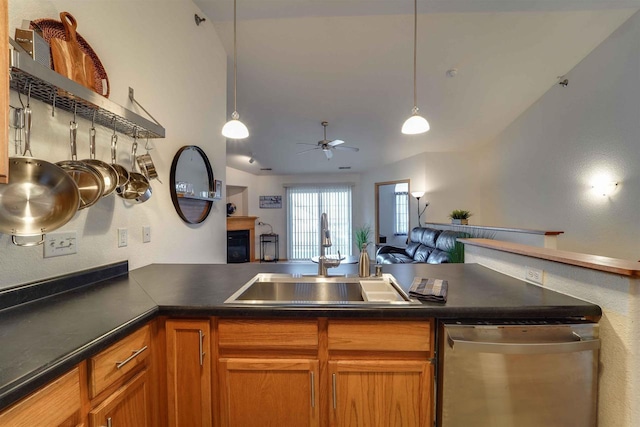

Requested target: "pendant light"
[
  {"left": 222, "top": 0, "right": 249, "bottom": 139},
  {"left": 401, "top": 0, "right": 430, "bottom": 135}
]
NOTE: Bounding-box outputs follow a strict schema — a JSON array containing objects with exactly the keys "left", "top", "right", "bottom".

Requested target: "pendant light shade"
[
  {"left": 402, "top": 0, "right": 429, "bottom": 135},
  {"left": 402, "top": 107, "right": 430, "bottom": 135},
  {"left": 222, "top": 111, "right": 249, "bottom": 139},
  {"left": 222, "top": 0, "right": 249, "bottom": 139}
]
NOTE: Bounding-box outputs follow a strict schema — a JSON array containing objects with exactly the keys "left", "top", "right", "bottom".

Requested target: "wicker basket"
[{"left": 30, "top": 17, "right": 110, "bottom": 98}]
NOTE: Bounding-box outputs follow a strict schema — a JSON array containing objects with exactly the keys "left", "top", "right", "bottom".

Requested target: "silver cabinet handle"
[
  {"left": 199, "top": 329, "right": 205, "bottom": 366},
  {"left": 103, "top": 417, "right": 112, "bottom": 427},
  {"left": 332, "top": 373, "right": 337, "bottom": 409},
  {"left": 115, "top": 346, "right": 148, "bottom": 369},
  {"left": 310, "top": 371, "right": 315, "bottom": 408}
]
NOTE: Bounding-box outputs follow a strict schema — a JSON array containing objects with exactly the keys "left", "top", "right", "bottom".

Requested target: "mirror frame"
[
  {"left": 375, "top": 179, "right": 410, "bottom": 245},
  {"left": 170, "top": 145, "right": 215, "bottom": 224}
]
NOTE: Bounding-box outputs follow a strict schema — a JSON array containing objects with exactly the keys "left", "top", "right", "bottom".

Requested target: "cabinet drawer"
[
  {"left": 89, "top": 325, "right": 150, "bottom": 398},
  {"left": 219, "top": 319, "right": 318, "bottom": 350},
  {"left": 328, "top": 320, "right": 432, "bottom": 352},
  {"left": 0, "top": 367, "right": 80, "bottom": 426}
]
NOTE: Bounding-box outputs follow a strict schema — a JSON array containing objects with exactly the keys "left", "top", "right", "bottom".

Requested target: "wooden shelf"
[
  {"left": 460, "top": 238, "right": 640, "bottom": 277},
  {"left": 424, "top": 223, "right": 563, "bottom": 236}
]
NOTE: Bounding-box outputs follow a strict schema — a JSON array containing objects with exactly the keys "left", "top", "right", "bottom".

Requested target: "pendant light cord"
[
  {"left": 233, "top": 0, "right": 238, "bottom": 113},
  {"left": 413, "top": 0, "right": 418, "bottom": 109}
]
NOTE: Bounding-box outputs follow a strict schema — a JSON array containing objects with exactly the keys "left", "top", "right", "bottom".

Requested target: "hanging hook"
[
  {"left": 72, "top": 101, "right": 77, "bottom": 124},
  {"left": 111, "top": 116, "right": 118, "bottom": 136},
  {"left": 91, "top": 110, "right": 96, "bottom": 129},
  {"left": 51, "top": 91, "right": 57, "bottom": 117},
  {"left": 17, "top": 81, "right": 27, "bottom": 108},
  {"left": 144, "top": 134, "right": 153, "bottom": 152}
]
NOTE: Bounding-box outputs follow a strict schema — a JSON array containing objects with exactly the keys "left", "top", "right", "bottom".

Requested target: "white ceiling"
[{"left": 194, "top": 0, "right": 637, "bottom": 175}]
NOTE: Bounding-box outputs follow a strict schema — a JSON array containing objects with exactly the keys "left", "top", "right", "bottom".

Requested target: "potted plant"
[
  {"left": 355, "top": 224, "right": 372, "bottom": 252},
  {"left": 449, "top": 209, "right": 472, "bottom": 225}
]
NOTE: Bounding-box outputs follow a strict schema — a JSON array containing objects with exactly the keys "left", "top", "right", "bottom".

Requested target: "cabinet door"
[
  {"left": 1, "top": 0, "right": 9, "bottom": 183},
  {"left": 219, "top": 358, "right": 319, "bottom": 427},
  {"left": 89, "top": 370, "right": 150, "bottom": 427},
  {"left": 329, "top": 360, "right": 433, "bottom": 427},
  {"left": 165, "top": 319, "right": 212, "bottom": 427}
]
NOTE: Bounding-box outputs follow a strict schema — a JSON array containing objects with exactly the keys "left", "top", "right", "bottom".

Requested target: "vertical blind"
[{"left": 286, "top": 184, "right": 353, "bottom": 260}]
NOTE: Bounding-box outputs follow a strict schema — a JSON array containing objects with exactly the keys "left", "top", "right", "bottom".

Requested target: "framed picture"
[
  {"left": 213, "top": 180, "right": 222, "bottom": 200},
  {"left": 259, "top": 195, "right": 282, "bottom": 209}
]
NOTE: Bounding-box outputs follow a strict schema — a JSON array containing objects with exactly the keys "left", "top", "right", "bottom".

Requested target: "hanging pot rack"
[{"left": 8, "top": 38, "right": 165, "bottom": 139}]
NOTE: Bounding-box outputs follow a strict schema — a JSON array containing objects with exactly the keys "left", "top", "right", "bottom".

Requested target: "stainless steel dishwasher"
[{"left": 438, "top": 321, "right": 600, "bottom": 427}]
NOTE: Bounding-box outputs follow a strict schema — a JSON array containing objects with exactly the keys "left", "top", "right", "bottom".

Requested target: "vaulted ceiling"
[{"left": 194, "top": 0, "right": 637, "bottom": 175}]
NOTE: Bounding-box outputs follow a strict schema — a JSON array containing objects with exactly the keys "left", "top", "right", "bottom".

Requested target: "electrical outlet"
[
  {"left": 525, "top": 266, "right": 544, "bottom": 285},
  {"left": 142, "top": 226, "right": 151, "bottom": 243},
  {"left": 118, "top": 228, "right": 128, "bottom": 247},
  {"left": 44, "top": 232, "right": 77, "bottom": 258}
]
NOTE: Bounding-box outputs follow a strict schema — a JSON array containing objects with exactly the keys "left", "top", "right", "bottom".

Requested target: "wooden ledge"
[
  {"left": 460, "top": 238, "right": 640, "bottom": 277},
  {"left": 425, "top": 223, "right": 563, "bottom": 236}
]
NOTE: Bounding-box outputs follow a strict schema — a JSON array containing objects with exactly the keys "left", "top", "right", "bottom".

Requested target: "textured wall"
[
  {"left": 2, "top": 0, "right": 228, "bottom": 288},
  {"left": 475, "top": 11, "right": 640, "bottom": 260}
]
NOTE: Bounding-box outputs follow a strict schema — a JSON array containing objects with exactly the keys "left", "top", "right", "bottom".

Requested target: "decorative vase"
[{"left": 358, "top": 243, "right": 370, "bottom": 278}]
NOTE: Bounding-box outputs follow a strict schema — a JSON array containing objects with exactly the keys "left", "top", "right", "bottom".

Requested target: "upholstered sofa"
[{"left": 375, "top": 227, "right": 466, "bottom": 264}]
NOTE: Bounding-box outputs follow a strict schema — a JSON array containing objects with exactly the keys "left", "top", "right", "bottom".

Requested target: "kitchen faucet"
[{"left": 318, "top": 212, "right": 341, "bottom": 276}]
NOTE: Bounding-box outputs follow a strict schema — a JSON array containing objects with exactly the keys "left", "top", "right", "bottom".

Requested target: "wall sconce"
[
  {"left": 592, "top": 181, "right": 618, "bottom": 196},
  {"left": 411, "top": 191, "right": 429, "bottom": 227}
]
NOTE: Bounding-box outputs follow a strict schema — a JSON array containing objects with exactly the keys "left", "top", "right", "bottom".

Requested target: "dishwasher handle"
[{"left": 447, "top": 331, "right": 600, "bottom": 355}]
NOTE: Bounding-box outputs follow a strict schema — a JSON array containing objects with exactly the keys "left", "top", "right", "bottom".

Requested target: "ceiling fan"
[{"left": 296, "top": 121, "right": 359, "bottom": 160}]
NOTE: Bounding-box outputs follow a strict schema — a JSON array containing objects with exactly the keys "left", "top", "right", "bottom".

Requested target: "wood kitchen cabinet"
[
  {"left": 217, "top": 318, "right": 320, "bottom": 427},
  {"left": 1, "top": 0, "right": 9, "bottom": 183},
  {"left": 89, "top": 370, "right": 150, "bottom": 427},
  {"left": 329, "top": 360, "right": 432, "bottom": 427},
  {"left": 0, "top": 367, "right": 81, "bottom": 427},
  {"left": 327, "top": 319, "right": 434, "bottom": 427},
  {"left": 165, "top": 319, "right": 212, "bottom": 427},
  {"left": 218, "top": 358, "right": 320, "bottom": 427}
]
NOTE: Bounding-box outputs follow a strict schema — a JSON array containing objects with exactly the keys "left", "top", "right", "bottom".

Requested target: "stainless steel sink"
[{"left": 224, "top": 273, "right": 420, "bottom": 305}]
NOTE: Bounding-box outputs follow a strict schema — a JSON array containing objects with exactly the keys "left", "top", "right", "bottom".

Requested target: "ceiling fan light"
[
  {"left": 222, "top": 112, "right": 249, "bottom": 139},
  {"left": 402, "top": 112, "right": 430, "bottom": 135}
]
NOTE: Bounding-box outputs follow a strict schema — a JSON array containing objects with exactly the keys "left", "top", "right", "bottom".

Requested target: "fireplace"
[{"left": 227, "top": 230, "right": 250, "bottom": 263}]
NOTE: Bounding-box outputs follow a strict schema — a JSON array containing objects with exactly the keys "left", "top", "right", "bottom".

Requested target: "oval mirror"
[{"left": 170, "top": 145, "right": 215, "bottom": 224}]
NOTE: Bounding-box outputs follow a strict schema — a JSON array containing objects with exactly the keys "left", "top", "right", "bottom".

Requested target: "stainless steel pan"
[
  {"left": 57, "top": 120, "right": 104, "bottom": 209},
  {"left": 117, "top": 139, "right": 152, "bottom": 203},
  {"left": 82, "top": 123, "right": 118, "bottom": 197},
  {"left": 0, "top": 109, "right": 80, "bottom": 246}
]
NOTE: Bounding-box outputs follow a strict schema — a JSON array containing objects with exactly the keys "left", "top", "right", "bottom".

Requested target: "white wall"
[
  {"left": 226, "top": 167, "right": 361, "bottom": 259},
  {"left": 475, "top": 11, "right": 640, "bottom": 260},
  {"left": 360, "top": 151, "right": 482, "bottom": 242},
  {"left": 1, "top": 0, "right": 228, "bottom": 288}
]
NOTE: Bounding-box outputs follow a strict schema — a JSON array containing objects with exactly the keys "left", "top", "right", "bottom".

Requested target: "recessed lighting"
[
  {"left": 338, "top": 166, "right": 351, "bottom": 170},
  {"left": 260, "top": 168, "right": 272, "bottom": 171}
]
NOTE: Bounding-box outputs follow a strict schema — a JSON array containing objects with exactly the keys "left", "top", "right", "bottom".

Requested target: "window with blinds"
[
  {"left": 394, "top": 183, "right": 409, "bottom": 236},
  {"left": 286, "top": 184, "right": 353, "bottom": 260}
]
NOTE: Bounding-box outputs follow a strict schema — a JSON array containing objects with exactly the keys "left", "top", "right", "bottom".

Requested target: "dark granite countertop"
[{"left": 0, "top": 261, "right": 601, "bottom": 411}]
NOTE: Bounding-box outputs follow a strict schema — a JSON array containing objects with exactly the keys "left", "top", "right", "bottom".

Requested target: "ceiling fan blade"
[
  {"left": 296, "top": 142, "right": 320, "bottom": 147},
  {"left": 333, "top": 146, "right": 359, "bottom": 152},
  {"left": 328, "top": 139, "right": 345, "bottom": 147},
  {"left": 297, "top": 147, "right": 320, "bottom": 154},
  {"left": 325, "top": 149, "right": 333, "bottom": 160}
]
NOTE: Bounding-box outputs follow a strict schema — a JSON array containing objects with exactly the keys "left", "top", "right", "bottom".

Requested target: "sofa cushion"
[
  {"left": 377, "top": 252, "right": 414, "bottom": 264},
  {"left": 404, "top": 241, "right": 421, "bottom": 258},
  {"left": 435, "top": 230, "right": 463, "bottom": 251},
  {"left": 419, "top": 228, "right": 441, "bottom": 248},
  {"left": 427, "top": 249, "right": 451, "bottom": 264},
  {"left": 409, "top": 228, "right": 425, "bottom": 244},
  {"left": 413, "top": 245, "right": 433, "bottom": 262}
]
